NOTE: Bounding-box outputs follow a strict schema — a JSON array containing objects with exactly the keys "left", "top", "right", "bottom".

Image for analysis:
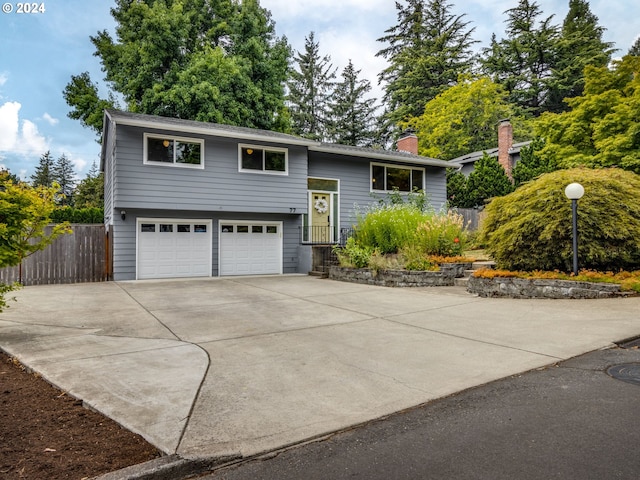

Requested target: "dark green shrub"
[
  {"left": 481, "top": 168, "right": 640, "bottom": 272},
  {"left": 50, "top": 207, "right": 104, "bottom": 224}
]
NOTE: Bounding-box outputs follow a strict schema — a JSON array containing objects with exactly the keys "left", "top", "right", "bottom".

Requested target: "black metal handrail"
[{"left": 299, "top": 226, "right": 354, "bottom": 246}]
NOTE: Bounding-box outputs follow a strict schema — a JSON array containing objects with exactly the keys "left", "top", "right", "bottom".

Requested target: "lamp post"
[{"left": 564, "top": 182, "right": 585, "bottom": 276}]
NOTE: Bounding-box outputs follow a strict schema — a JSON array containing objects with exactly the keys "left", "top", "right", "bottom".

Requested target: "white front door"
[
  {"left": 219, "top": 222, "right": 283, "bottom": 276},
  {"left": 137, "top": 219, "right": 212, "bottom": 279}
]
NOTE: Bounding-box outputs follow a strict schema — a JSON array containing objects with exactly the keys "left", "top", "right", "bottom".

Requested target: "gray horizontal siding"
[
  {"left": 113, "top": 126, "right": 308, "bottom": 214},
  {"left": 309, "top": 153, "right": 448, "bottom": 229}
]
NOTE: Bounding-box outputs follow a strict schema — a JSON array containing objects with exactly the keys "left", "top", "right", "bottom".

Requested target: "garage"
[
  {"left": 219, "top": 222, "right": 282, "bottom": 276},
  {"left": 137, "top": 219, "right": 212, "bottom": 279}
]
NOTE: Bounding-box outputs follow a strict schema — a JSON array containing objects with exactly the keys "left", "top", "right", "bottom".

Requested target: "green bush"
[
  {"left": 50, "top": 207, "right": 104, "bottom": 224},
  {"left": 334, "top": 237, "right": 374, "bottom": 268},
  {"left": 355, "top": 204, "right": 426, "bottom": 254},
  {"left": 481, "top": 168, "right": 640, "bottom": 272}
]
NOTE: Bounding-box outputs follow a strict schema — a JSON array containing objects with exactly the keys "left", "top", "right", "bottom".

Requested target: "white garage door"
[
  {"left": 137, "top": 219, "right": 212, "bottom": 279},
  {"left": 219, "top": 222, "right": 282, "bottom": 276}
]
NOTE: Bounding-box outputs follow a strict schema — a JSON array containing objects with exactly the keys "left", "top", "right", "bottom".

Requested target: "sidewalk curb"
[{"left": 92, "top": 454, "right": 241, "bottom": 480}]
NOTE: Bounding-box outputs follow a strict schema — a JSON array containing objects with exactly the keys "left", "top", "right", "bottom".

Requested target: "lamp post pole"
[
  {"left": 564, "top": 183, "right": 585, "bottom": 276},
  {"left": 571, "top": 198, "right": 579, "bottom": 276}
]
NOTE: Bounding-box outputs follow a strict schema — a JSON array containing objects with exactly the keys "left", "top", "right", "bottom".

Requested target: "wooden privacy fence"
[
  {"left": 0, "top": 224, "right": 110, "bottom": 286},
  {"left": 454, "top": 208, "right": 486, "bottom": 231}
]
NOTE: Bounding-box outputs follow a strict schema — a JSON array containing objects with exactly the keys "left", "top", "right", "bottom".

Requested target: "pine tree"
[
  {"left": 481, "top": 0, "right": 559, "bottom": 116},
  {"left": 30, "top": 151, "right": 56, "bottom": 187},
  {"left": 629, "top": 37, "right": 640, "bottom": 56},
  {"left": 53, "top": 154, "right": 76, "bottom": 206},
  {"left": 287, "top": 32, "right": 337, "bottom": 141},
  {"left": 327, "top": 60, "right": 378, "bottom": 146},
  {"left": 546, "top": 0, "right": 613, "bottom": 113},
  {"left": 464, "top": 154, "right": 514, "bottom": 208},
  {"left": 74, "top": 161, "right": 104, "bottom": 208},
  {"left": 377, "top": 0, "right": 477, "bottom": 128}
]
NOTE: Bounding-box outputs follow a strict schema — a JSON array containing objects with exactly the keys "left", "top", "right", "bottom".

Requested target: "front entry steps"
[{"left": 454, "top": 261, "right": 496, "bottom": 287}]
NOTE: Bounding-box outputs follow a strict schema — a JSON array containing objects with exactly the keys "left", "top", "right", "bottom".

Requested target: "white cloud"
[
  {"left": 0, "top": 72, "right": 7, "bottom": 87},
  {"left": 42, "top": 113, "right": 59, "bottom": 126},
  {"left": 21, "top": 120, "right": 49, "bottom": 155},
  {"left": 0, "top": 101, "right": 49, "bottom": 155},
  {"left": 0, "top": 101, "right": 20, "bottom": 150}
]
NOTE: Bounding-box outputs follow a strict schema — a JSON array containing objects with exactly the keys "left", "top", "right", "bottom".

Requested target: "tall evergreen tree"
[
  {"left": 464, "top": 153, "right": 515, "bottom": 208},
  {"left": 30, "top": 151, "right": 56, "bottom": 188},
  {"left": 74, "top": 161, "right": 104, "bottom": 208},
  {"left": 287, "top": 32, "right": 337, "bottom": 141},
  {"left": 546, "top": 0, "right": 613, "bottom": 113},
  {"left": 327, "top": 60, "right": 378, "bottom": 147},
  {"left": 629, "top": 37, "right": 640, "bottom": 56},
  {"left": 53, "top": 154, "right": 76, "bottom": 206},
  {"left": 377, "top": 0, "right": 477, "bottom": 128},
  {"left": 481, "top": 0, "right": 559, "bottom": 116},
  {"left": 64, "top": 0, "right": 291, "bottom": 136}
]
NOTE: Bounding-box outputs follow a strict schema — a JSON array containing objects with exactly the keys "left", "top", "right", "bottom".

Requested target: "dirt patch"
[{"left": 0, "top": 351, "right": 161, "bottom": 479}]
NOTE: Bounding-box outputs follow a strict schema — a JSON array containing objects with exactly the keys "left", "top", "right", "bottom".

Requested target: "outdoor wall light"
[
  {"left": 120, "top": 210, "right": 126, "bottom": 221},
  {"left": 564, "top": 182, "right": 585, "bottom": 275}
]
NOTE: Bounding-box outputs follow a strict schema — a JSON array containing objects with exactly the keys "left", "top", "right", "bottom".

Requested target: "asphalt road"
[{"left": 201, "top": 344, "right": 640, "bottom": 480}]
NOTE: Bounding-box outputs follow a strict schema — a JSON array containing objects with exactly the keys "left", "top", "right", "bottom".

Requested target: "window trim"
[
  {"left": 238, "top": 143, "right": 288, "bottom": 175},
  {"left": 370, "top": 162, "right": 425, "bottom": 193},
  {"left": 143, "top": 133, "right": 205, "bottom": 169}
]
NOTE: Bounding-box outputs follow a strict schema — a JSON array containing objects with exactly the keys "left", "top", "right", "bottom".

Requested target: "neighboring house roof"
[
  {"left": 448, "top": 141, "right": 532, "bottom": 166},
  {"left": 101, "top": 109, "right": 451, "bottom": 169}
]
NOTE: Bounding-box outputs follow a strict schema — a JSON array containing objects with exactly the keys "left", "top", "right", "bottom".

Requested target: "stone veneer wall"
[
  {"left": 329, "top": 263, "right": 471, "bottom": 287},
  {"left": 467, "top": 276, "right": 629, "bottom": 299}
]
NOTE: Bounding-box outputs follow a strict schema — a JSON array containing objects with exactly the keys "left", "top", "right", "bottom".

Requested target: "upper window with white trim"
[
  {"left": 371, "top": 163, "right": 424, "bottom": 192},
  {"left": 239, "top": 144, "right": 288, "bottom": 175},
  {"left": 144, "top": 134, "right": 204, "bottom": 168}
]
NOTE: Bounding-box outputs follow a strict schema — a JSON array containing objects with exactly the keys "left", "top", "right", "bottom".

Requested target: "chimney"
[
  {"left": 397, "top": 129, "right": 418, "bottom": 155},
  {"left": 498, "top": 119, "right": 514, "bottom": 181}
]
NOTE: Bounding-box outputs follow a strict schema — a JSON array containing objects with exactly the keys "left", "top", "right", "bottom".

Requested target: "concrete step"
[
  {"left": 454, "top": 277, "right": 469, "bottom": 287},
  {"left": 472, "top": 261, "right": 496, "bottom": 270},
  {"left": 309, "top": 271, "right": 328, "bottom": 278}
]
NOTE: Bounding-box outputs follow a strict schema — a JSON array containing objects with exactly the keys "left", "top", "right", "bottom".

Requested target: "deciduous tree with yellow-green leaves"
[
  {"left": 534, "top": 55, "right": 640, "bottom": 174},
  {"left": 0, "top": 173, "right": 70, "bottom": 310}
]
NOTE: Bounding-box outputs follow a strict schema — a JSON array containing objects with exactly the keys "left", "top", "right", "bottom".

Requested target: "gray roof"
[
  {"left": 449, "top": 141, "right": 532, "bottom": 165},
  {"left": 103, "top": 109, "right": 451, "bottom": 168},
  {"left": 104, "top": 109, "right": 314, "bottom": 146},
  {"left": 310, "top": 142, "right": 452, "bottom": 168}
]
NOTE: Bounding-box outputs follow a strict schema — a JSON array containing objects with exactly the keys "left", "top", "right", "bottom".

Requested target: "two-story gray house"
[{"left": 101, "top": 110, "right": 451, "bottom": 280}]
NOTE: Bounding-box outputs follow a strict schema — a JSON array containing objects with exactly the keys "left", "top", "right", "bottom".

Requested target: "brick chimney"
[
  {"left": 397, "top": 129, "right": 418, "bottom": 155},
  {"left": 498, "top": 119, "right": 514, "bottom": 181}
]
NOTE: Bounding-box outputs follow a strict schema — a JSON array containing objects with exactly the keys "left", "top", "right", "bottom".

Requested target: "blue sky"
[{"left": 0, "top": 0, "right": 637, "bottom": 181}]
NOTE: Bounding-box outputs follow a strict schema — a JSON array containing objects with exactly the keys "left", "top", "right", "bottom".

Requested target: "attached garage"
[
  {"left": 219, "top": 221, "right": 282, "bottom": 276},
  {"left": 137, "top": 219, "right": 213, "bottom": 279}
]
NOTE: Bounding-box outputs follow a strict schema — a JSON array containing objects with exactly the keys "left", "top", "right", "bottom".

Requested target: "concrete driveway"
[{"left": 1, "top": 275, "right": 639, "bottom": 462}]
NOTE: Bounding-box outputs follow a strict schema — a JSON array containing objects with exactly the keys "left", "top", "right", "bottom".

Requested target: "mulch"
[{"left": 0, "top": 351, "right": 161, "bottom": 479}]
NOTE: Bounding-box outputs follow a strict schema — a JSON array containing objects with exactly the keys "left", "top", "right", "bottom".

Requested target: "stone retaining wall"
[
  {"left": 329, "top": 263, "right": 471, "bottom": 287},
  {"left": 467, "top": 276, "right": 629, "bottom": 299}
]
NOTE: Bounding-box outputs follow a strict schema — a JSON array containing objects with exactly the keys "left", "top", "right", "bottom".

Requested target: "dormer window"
[{"left": 144, "top": 134, "right": 204, "bottom": 168}]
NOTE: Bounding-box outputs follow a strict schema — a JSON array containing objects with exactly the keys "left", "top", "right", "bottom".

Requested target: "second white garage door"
[{"left": 219, "top": 222, "right": 282, "bottom": 276}]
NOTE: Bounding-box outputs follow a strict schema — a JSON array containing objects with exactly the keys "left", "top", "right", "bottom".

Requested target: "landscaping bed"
[{"left": 0, "top": 351, "right": 161, "bottom": 479}]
